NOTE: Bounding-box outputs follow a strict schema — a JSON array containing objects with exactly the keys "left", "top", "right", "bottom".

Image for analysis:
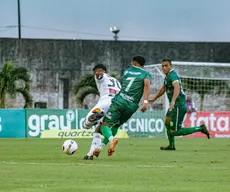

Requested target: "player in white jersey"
[{"left": 83, "top": 64, "right": 121, "bottom": 160}]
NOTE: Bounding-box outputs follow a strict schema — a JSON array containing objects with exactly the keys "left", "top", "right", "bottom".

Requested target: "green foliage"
[
  {"left": 0, "top": 62, "right": 33, "bottom": 108},
  {"left": 73, "top": 74, "right": 99, "bottom": 106},
  {"left": 110, "top": 73, "right": 122, "bottom": 82},
  {"left": 74, "top": 74, "right": 97, "bottom": 93}
]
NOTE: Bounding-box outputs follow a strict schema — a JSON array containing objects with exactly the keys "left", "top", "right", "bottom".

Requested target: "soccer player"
[
  {"left": 148, "top": 59, "right": 210, "bottom": 150},
  {"left": 83, "top": 64, "right": 121, "bottom": 160},
  {"left": 93, "top": 56, "right": 152, "bottom": 157}
]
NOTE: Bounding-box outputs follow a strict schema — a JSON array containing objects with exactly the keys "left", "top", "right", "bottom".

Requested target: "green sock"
[
  {"left": 172, "top": 126, "right": 202, "bottom": 136},
  {"left": 101, "top": 125, "right": 112, "bottom": 140},
  {"left": 111, "top": 125, "right": 119, "bottom": 136},
  {"left": 102, "top": 126, "right": 118, "bottom": 145},
  {"left": 166, "top": 126, "right": 175, "bottom": 148},
  {"left": 102, "top": 138, "right": 109, "bottom": 145}
]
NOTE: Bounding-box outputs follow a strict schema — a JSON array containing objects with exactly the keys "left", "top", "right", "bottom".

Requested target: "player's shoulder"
[
  {"left": 169, "top": 69, "right": 179, "bottom": 78},
  {"left": 144, "top": 69, "right": 152, "bottom": 76},
  {"left": 104, "top": 73, "right": 118, "bottom": 81},
  {"left": 103, "top": 73, "right": 110, "bottom": 79},
  {"left": 101, "top": 73, "right": 112, "bottom": 80},
  {"left": 124, "top": 66, "right": 151, "bottom": 78},
  {"left": 141, "top": 68, "right": 152, "bottom": 79},
  {"left": 125, "top": 66, "right": 133, "bottom": 72}
]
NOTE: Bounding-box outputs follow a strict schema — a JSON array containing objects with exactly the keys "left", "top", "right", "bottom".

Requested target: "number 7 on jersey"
[{"left": 125, "top": 77, "right": 135, "bottom": 92}]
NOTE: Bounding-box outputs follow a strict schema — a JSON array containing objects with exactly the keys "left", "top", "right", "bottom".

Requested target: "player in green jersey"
[
  {"left": 93, "top": 56, "right": 152, "bottom": 156},
  {"left": 149, "top": 59, "right": 210, "bottom": 150}
]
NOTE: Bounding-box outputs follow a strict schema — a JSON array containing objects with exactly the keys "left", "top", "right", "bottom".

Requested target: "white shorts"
[{"left": 85, "top": 97, "right": 112, "bottom": 124}]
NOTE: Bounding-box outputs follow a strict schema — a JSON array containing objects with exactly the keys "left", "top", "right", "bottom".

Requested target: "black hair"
[
  {"left": 161, "top": 59, "right": 172, "bottom": 65},
  {"left": 93, "top": 64, "right": 107, "bottom": 72},
  {"left": 132, "top": 56, "right": 146, "bottom": 66}
]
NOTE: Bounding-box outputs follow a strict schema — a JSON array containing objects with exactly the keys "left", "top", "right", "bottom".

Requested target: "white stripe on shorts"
[{"left": 175, "top": 107, "right": 179, "bottom": 131}]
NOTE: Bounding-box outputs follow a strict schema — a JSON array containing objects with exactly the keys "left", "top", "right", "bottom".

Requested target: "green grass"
[{"left": 0, "top": 138, "right": 230, "bottom": 192}]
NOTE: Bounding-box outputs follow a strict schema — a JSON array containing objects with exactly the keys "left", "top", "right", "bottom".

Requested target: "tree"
[
  {"left": 73, "top": 74, "right": 98, "bottom": 107},
  {"left": 0, "top": 62, "right": 32, "bottom": 108},
  {"left": 181, "top": 78, "right": 229, "bottom": 111}
]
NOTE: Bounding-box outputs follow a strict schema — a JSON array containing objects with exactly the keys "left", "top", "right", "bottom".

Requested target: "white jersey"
[
  {"left": 83, "top": 73, "right": 121, "bottom": 129},
  {"left": 95, "top": 73, "right": 121, "bottom": 101}
]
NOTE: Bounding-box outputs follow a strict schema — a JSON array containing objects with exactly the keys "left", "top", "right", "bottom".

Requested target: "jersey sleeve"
[
  {"left": 145, "top": 72, "right": 152, "bottom": 80},
  {"left": 170, "top": 73, "right": 179, "bottom": 84}
]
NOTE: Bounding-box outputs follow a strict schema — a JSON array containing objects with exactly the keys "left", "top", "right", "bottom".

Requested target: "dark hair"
[
  {"left": 132, "top": 56, "right": 146, "bottom": 66},
  {"left": 161, "top": 59, "right": 172, "bottom": 65},
  {"left": 93, "top": 64, "right": 107, "bottom": 72}
]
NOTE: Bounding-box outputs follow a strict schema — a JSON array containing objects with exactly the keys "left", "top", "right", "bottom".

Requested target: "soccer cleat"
[
  {"left": 93, "top": 148, "right": 101, "bottom": 157},
  {"left": 160, "top": 146, "right": 176, "bottom": 150},
  {"left": 83, "top": 155, "right": 93, "bottom": 160},
  {"left": 88, "top": 112, "right": 104, "bottom": 122},
  {"left": 108, "top": 138, "right": 118, "bottom": 156},
  {"left": 200, "top": 124, "right": 210, "bottom": 139},
  {"left": 92, "top": 108, "right": 101, "bottom": 113}
]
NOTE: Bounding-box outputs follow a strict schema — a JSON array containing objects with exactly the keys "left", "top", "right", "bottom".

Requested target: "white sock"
[
  {"left": 99, "top": 143, "right": 106, "bottom": 150},
  {"left": 108, "top": 136, "right": 114, "bottom": 144},
  {"left": 87, "top": 133, "right": 101, "bottom": 156}
]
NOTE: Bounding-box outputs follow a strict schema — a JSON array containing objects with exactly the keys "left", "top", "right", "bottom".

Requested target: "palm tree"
[
  {"left": 73, "top": 74, "right": 99, "bottom": 107},
  {"left": 0, "top": 62, "right": 32, "bottom": 108}
]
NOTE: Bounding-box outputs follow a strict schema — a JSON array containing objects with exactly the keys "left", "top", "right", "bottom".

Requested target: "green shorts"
[
  {"left": 166, "top": 104, "right": 187, "bottom": 131},
  {"left": 103, "top": 95, "right": 139, "bottom": 126}
]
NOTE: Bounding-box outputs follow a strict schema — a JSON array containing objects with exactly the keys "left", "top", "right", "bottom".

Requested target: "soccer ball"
[{"left": 62, "top": 140, "right": 78, "bottom": 155}]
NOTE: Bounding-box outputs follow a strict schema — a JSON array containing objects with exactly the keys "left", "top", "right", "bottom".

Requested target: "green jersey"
[
  {"left": 164, "top": 69, "right": 186, "bottom": 106},
  {"left": 115, "top": 66, "right": 152, "bottom": 104}
]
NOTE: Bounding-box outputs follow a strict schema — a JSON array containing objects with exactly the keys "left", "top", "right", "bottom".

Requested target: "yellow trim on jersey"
[{"left": 172, "top": 80, "right": 179, "bottom": 84}]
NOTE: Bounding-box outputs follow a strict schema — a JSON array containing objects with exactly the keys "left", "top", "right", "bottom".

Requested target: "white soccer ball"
[{"left": 62, "top": 139, "right": 78, "bottom": 155}]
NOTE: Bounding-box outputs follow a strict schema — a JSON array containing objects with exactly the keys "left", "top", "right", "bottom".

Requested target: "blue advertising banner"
[{"left": 0, "top": 109, "right": 26, "bottom": 138}]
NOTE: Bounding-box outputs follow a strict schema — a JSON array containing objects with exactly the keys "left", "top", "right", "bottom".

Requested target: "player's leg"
[
  {"left": 100, "top": 103, "right": 121, "bottom": 156},
  {"left": 171, "top": 105, "right": 210, "bottom": 138},
  {"left": 100, "top": 125, "right": 119, "bottom": 150},
  {"left": 83, "top": 105, "right": 104, "bottom": 130},
  {"left": 100, "top": 100, "right": 138, "bottom": 156},
  {"left": 161, "top": 106, "right": 187, "bottom": 150},
  {"left": 93, "top": 125, "right": 119, "bottom": 157},
  {"left": 83, "top": 124, "right": 102, "bottom": 160},
  {"left": 160, "top": 114, "right": 176, "bottom": 150},
  {"left": 83, "top": 101, "right": 110, "bottom": 159},
  {"left": 161, "top": 105, "right": 210, "bottom": 151},
  {"left": 105, "top": 103, "right": 138, "bottom": 155}
]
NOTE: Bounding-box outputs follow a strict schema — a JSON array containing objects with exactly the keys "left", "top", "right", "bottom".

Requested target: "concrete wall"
[{"left": 0, "top": 38, "right": 230, "bottom": 109}]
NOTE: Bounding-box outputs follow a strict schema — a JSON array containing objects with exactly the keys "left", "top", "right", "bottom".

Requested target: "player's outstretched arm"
[{"left": 149, "top": 85, "right": 166, "bottom": 103}]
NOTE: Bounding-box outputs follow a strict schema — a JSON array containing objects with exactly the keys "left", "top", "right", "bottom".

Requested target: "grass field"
[{"left": 0, "top": 138, "right": 229, "bottom": 192}]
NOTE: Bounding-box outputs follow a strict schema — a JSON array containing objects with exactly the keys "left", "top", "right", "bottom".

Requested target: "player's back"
[
  {"left": 95, "top": 73, "right": 121, "bottom": 100},
  {"left": 118, "top": 65, "right": 152, "bottom": 104}
]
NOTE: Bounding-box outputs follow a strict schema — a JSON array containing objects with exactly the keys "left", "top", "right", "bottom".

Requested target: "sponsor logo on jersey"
[
  {"left": 120, "top": 93, "right": 135, "bottom": 102},
  {"left": 105, "top": 112, "right": 112, "bottom": 119},
  {"left": 127, "top": 71, "right": 142, "bottom": 75},
  {"left": 109, "top": 89, "right": 117, "bottom": 94}
]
